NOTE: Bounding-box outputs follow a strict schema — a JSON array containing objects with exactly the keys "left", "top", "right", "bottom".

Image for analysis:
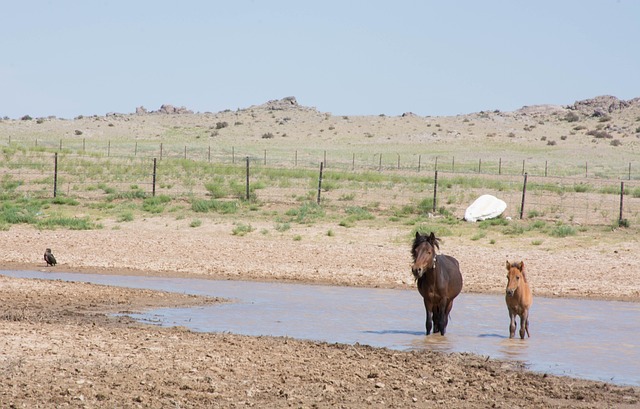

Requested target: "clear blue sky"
[{"left": 1, "top": 0, "right": 639, "bottom": 119}]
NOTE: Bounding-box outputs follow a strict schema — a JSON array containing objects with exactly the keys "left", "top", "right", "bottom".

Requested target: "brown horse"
[
  {"left": 505, "top": 261, "right": 533, "bottom": 339},
  {"left": 411, "top": 232, "right": 463, "bottom": 335}
]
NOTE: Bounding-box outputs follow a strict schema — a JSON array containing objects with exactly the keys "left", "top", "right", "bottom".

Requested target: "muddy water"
[{"left": 3, "top": 270, "right": 639, "bottom": 386}]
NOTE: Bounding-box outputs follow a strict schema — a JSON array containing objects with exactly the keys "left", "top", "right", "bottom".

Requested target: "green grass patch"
[
  {"left": 285, "top": 202, "right": 325, "bottom": 224},
  {"left": 232, "top": 223, "right": 254, "bottom": 236},
  {"left": 36, "top": 216, "right": 100, "bottom": 230},
  {"left": 550, "top": 223, "right": 576, "bottom": 237},
  {"left": 142, "top": 195, "right": 171, "bottom": 213}
]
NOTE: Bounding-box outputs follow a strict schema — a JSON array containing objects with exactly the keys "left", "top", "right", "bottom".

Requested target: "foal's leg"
[
  {"left": 508, "top": 310, "right": 517, "bottom": 339},
  {"left": 521, "top": 309, "right": 530, "bottom": 339}
]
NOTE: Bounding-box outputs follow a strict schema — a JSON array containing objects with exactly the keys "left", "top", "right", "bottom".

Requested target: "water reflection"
[{"left": 1, "top": 270, "right": 638, "bottom": 386}]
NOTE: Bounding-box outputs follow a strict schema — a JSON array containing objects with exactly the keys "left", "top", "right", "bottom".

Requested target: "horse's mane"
[{"left": 411, "top": 232, "right": 441, "bottom": 261}]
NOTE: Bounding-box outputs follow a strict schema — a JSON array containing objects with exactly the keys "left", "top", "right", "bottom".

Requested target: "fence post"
[
  {"left": 378, "top": 154, "right": 382, "bottom": 171},
  {"left": 418, "top": 154, "right": 421, "bottom": 172},
  {"left": 451, "top": 156, "right": 454, "bottom": 172},
  {"left": 629, "top": 163, "right": 631, "bottom": 180},
  {"left": 432, "top": 170, "right": 438, "bottom": 213},
  {"left": 545, "top": 160, "right": 548, "bottom": 177},
  {"left": 245, "top": 156, "right": 250, "bottom": 201},
  {"left": 152, "top": 158, "right": 157, "bottom": 197},
  {"left": 619, "top": 181, "right": 625, "bottom": 226},
  {"left": 585, "top": 161, "right": 588, "bottom": 178},
  {"left": 108, "top": 140, "right": 111, "bottom": 157},
  {"left": 135, "top": 142, "right": 138, "bottom": 156},
  {"left": 184, "top": 145, "right": 187, "bottom": 160},
  {"left": 264, "top": 149, "right": 267, "bottom": 166},
  {"left": 208, "top": 146, "right": 211, "bottom": 163},
  {"left": 83, "top": 138, "right": 85, "bottom": 152},
  {"left": 478, "top": 158, "right": 482, "bottom": 173},
  {"left": 397, "top": 153, "right": 400, "bottom": 170},
  {"left": 520, "top": 173, "right": 528, "bottom": 219},
  {"left": 232, "top": 147, "right": 235, "bottom": 164},
  {"left": 317, "top": 161, "right": 324, "bottom": 205},
  {"left": 352, "top": 153, "right": 355, "bottom": 171},
  {"left": 53, "top": 152, "right": 58, "bottom": 198},
  {"left": 160, "top": 143, "right": 163, "bottom": 160},
  {"left": 522, "top": 159, "right": 525, "bottom": 175},
  {"left": 324, "top": 150, "right": 327, "bottom": 168},
  {"left": 499, "top": 158, "right": 502, "bottom": 175}
]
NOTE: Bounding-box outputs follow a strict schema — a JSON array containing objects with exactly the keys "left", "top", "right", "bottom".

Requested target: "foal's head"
[
  {"left": 411, "top": 232, "right": 440, "bottom": 280},
  {"left": 506, "top": 260, "right": 527, "bottom": 296}
]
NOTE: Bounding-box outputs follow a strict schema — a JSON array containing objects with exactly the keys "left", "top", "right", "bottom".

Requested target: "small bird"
[{"left": 44, "top": 248, "right": 57, "bottom": 266}]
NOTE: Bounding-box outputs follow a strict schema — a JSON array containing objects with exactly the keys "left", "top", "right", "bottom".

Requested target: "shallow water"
[{"left": 2, "top": 270, "right": 639, "bottom": 386}]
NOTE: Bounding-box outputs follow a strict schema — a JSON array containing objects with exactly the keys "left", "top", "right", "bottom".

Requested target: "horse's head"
[
  {"left": 506, "top": 260, "right": 527, "bottom": 296},
  {"left": 411, "top": 232, "right": 440, "bottom": 280}
]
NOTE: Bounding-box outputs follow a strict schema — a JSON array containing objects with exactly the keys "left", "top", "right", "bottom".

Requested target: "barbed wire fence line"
[
  {"left": 4, "top": 136, "right": 640, "bottom": 179},
  {"left": 1, "top": 147, "right": 638, "bottom": 227}
]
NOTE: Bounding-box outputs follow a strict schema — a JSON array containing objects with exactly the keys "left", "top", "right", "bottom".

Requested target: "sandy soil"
[{"left": 1, "top": 219, "right": 639, "bottom": 408}]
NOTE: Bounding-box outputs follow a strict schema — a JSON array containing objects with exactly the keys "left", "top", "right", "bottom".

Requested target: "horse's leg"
[
  {"left": 440, "top": 299, "right": 454, "bottom": 336},
  {"left": 432, "top": 308, "right": 440, "bottom": 334},
  {"left": 423, "top": 298, "right": 432, "bottom": 335},
  {"left": 437, "top": 300, "right": 449, "bottom": 335},
  {"left": 508, "top": 310, "right": 516, "bottom": 339},
  {"left": 521, "top": 309, "right": 530, "bottom": 339}
]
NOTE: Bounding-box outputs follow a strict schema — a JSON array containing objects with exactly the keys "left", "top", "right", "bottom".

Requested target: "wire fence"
[
  {"left": 1, "top": 150, "right": 639, "bottom": 227},
  {"left": 4, "top": 136, "right": 640, "bottom": 179}
]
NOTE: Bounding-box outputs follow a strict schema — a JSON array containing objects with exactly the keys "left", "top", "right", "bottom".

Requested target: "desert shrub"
[
  {"left": 75, "top": 130, "right": 83, "bottom": 135},
  {"left": 232, "top": 223, "right": 254, "bottom": 236},
  {"left": 586, "top": 130, "right": 613, "bottom": 139},
  {"left": 344, "top": 206, "right": 374, "bottom": 221},
  {"left": 417, "top": 198, "right": 435, "bottom": 214},
  {"left": 564, "top": 112, "right": 580, "bottom": 122},
  {"left": 478, "top": 218, "right": 509, "bottom": 228},
  {"left": 573, "top": 125, "right": 587, "bottom": 131},
  {"left": 285, "top": 202, "right": 324, "bottom": 224},
  {"left": 204, "top": 182, "right": 228, "bottom": 198},
  {"left": 262, "top": 132, "right": 274, "bottom": 139},
  {"left": 37, "top": 216, "right": 99, "bottom": 230},
  {"left": 547, "top": 140, "right": 556, "bottom": 146},
  {"left": 117, "top": 211, "right": 134, "bottom": 222},
  {"left": 610, "top": 139, "right": 622, "bottom": 146},
  {"left": 560, "top": 135, "right": 568, "bottom": 140},
  {"left": 52, "top": 196, "right": 79, "bottom": 206},
  {"left": 142, "top": 195, "right": 171, "bottom": 213},
  {"left": 21, "top": 115, "right": 32, "bottom": 121},
  {"left": 573, "top": 183, "right": 590, "bottom": 193},
  {"left": 550, "top": 224, "right": 576, "bottom": 237},
  {"left": 502, "top": 224, "right": 525, "bottom": 236},
  {"left": 216, "top": 121, "right": 228, "bottom": 129}
]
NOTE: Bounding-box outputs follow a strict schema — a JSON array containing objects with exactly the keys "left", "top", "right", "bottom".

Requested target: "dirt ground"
[{"left": 1, "top": 219, "right": 639, "bottom": 408}]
